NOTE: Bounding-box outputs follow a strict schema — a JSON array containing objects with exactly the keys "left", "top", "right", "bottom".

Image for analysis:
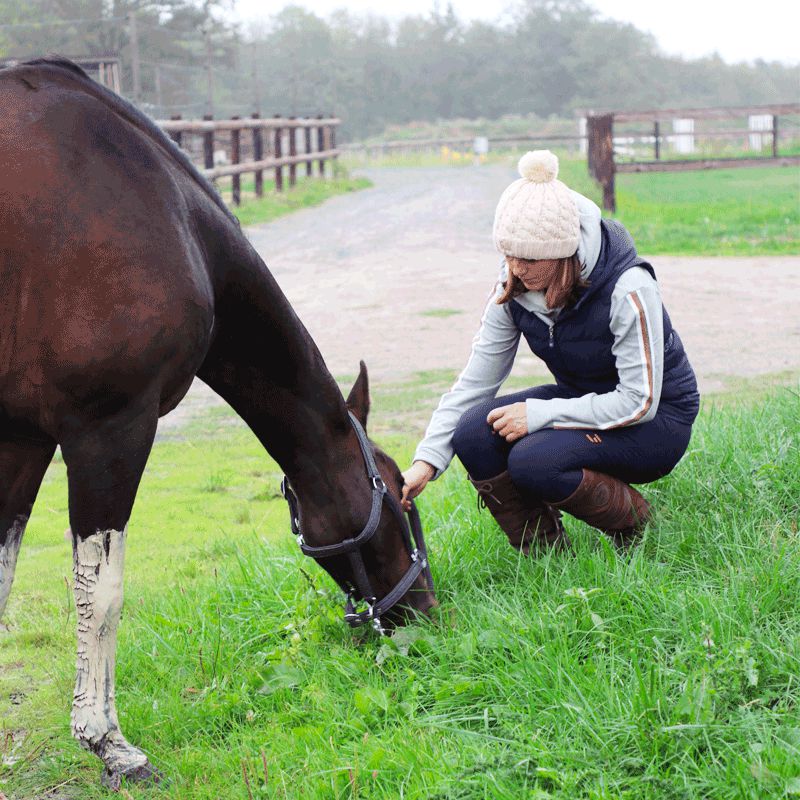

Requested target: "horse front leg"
[
  {"left": 0, "top": 517, "right": 25, "bottom": 623},
  {"left": 0, "top": 438, "right": 56, "bottom": 625},
  {"left": 71, "top": 526, "right": 159, "bottom": 789},
  {"left": 62, "top": 407, "right": 161, "bottom": 789}
]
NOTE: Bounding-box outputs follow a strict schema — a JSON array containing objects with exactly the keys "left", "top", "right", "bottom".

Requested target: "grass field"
[
  {"left": 341, "top": 152, "right": 800, "bottom": 257},
  {"left": 1, "top": 381, "right": 798, "bottom": 799}
]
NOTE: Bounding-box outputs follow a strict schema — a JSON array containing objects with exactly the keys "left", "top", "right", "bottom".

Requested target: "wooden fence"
[
  {"left": 157, "top": 115, "right": 341, "bottom": 205},
  {"left": 587, "top": 103, "right": 800, "bottom": 212},
  {"left": 341, "top": 133, "right": 583, "bottom": 161}
]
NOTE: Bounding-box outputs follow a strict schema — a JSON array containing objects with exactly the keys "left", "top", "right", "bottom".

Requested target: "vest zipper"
[{"left": 548, "top": 324, "right": 554, "bottom": 348}]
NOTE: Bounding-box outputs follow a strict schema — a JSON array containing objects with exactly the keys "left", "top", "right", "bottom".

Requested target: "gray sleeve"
[
  {"left": 525, "top": 267, "right": 664, "bottom": 432},
  {"left": 413, "top": 283, "right": 521, "bottom": 479}
]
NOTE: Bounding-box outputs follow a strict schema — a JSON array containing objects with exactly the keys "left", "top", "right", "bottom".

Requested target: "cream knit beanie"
[{"left": 493, "top": 150, "right": 580, "bottom": 259}]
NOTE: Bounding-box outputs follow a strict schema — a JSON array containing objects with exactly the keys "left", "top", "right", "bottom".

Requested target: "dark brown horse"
[{"left": 0, "top": 58, "right": 435, "bottom": 788}]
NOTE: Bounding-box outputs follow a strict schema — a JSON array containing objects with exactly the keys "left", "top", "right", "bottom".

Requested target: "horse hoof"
[{"left": 101, "top": 760, "right": 163, "bottom": 790}]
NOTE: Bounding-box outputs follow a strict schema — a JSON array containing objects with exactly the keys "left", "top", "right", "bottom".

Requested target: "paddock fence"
[
  {"left": 586, "top": 103, "right": 800, "bottom": 211},
  {"left": 157, "top": 115, "right": 341, "bottom": 206}
]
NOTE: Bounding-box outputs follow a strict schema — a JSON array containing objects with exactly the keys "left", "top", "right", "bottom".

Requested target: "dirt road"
[{"left": 159, "top": 165, "right": 800, "bottom": 433}]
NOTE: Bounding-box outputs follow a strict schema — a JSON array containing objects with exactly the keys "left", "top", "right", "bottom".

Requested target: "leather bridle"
[{"left": 281, "top": 411, "right": 433, "bottom": 634}]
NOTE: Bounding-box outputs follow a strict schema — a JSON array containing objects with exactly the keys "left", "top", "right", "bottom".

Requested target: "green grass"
[
  {"left": 612, "top": 167, "right": 800, "bottom": 256},
  {"left": 418, "top": 308, "right": 465, "bottom": 319},
  {"left": 1, "top": 383, "right": 799, "bottom": 798},
  {"left": 219, "top": 171, "right": 373, "bottom": 227}
]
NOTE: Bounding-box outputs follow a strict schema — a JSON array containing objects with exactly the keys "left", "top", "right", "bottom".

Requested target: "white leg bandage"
[
  {"left": 0, "top": 516, "right": 26, "bottom": 622},
  {"left": 72, "top": 528, "right": 150, "bottom": 782}
]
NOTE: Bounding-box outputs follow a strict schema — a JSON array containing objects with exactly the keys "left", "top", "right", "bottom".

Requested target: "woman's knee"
[
  {"left": 452, "top": 402, "right": 513, "bottom": 479},
  {"left": 452, "top": 402, "right": 495, "bottom": 457}
]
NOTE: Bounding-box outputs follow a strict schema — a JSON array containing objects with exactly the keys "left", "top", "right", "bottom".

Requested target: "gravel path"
[{"left": 158, "top": 165, "right": 800, "bottom": 434}]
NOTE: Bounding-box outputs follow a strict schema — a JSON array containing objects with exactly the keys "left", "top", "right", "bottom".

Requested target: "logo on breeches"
[{"left": 585, "top": 433, "right": 602, "bottom": 444}]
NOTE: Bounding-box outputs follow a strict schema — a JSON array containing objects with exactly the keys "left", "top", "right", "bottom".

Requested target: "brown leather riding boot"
[
  {"left": 551, "top": 469, "right": 650, "bottom": 551},
  {"left": 469, "top": 471, "right": 569, "bottom": 555}
]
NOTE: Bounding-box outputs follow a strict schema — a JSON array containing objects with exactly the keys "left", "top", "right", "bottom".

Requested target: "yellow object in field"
[{"left": 441, "top": 146, "right": 450, "bottom": 159}]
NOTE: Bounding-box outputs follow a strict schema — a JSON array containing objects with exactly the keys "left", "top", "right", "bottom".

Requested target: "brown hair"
[{"left": 496, "top": 254, "right": 587, "bottom": 310}]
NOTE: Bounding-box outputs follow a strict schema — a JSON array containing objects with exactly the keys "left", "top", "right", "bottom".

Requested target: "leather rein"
[{"left": 281, "top": 411, "right": 433, "bottom": 634}]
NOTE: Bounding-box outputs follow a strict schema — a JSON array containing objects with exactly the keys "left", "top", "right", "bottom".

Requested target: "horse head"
[{"left": 283, "top": 361, "right": 437, "bottom": 632}]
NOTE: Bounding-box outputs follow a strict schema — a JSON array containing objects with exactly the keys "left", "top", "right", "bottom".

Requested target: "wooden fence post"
[
  {"left": 169, "top": 114, "right": 183, "bottom": 147},
  {"left": 202, "top": 114, "right": 214, "bottom": 174},
  {"left": 653, "top": 120, "right": 660, "bottom": 160},
  {"left": 274, "top": 114, "right": 283, "bottom": 192},
  {"left": 317, "top": 114, "right": 325, "bottom": 177},
  {"left": 231, "top": 116, "right": 241, "bottom": 206},
  {"left": 772, "top": 115, "right": 779, "bottom": 158},
  {"left": 587, "top": 113, "right": 616, "bottom": 213},
  {"left": 288, "top": 117, "right": 297, "bottom": 187},
  {"left": 305, "top": 123, "right": 313, "bottom": 177},
  {"left": 252, "top": 112, "right": 263, "bottom": 198},
  {"left": 330, "top": 122, "right": 337, "bottom": 175}
]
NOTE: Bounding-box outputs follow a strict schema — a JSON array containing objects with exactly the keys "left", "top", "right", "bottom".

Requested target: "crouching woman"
[{"left": 402, "top": 151, "right": 700, "bottom": 552}]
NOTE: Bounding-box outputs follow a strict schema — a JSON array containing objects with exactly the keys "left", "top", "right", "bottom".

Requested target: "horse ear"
[{"left": 346, "top": 360, "right": 370, "bottom": 429}]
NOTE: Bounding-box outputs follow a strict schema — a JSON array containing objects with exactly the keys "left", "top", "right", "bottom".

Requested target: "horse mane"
[{"left": 12, "top": 56, "right": 239, "bottom": 227}]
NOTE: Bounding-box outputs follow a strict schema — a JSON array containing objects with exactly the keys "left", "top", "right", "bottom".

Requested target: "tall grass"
[{"left": 3, "top": 389, "right": 798, "bottom": 798}]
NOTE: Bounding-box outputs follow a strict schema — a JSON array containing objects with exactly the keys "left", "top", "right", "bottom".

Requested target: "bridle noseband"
[{"left": 281, "top": 411, "right": 434, "bottom": 634}]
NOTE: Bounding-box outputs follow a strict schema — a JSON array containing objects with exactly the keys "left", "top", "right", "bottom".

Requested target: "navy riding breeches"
[{"left": 452, "top": 384, "right": 693, "bottom": 502}]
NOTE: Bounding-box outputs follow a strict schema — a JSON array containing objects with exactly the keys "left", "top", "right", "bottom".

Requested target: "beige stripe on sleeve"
[{"left": 619, "top": 290, "right": 654, "bottom": 426}]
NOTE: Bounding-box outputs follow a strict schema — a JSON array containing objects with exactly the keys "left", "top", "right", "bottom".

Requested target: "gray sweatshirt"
[{"left": 413, "top": 191, "right": 664, "bottom": 479}]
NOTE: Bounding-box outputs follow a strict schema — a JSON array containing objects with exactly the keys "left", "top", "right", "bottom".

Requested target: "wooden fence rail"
[
  {"left": 157, "top": 115, "right": 341, "bottom": 205},
  {"left": 341, "top": 133, "right": 583, "bottom": 160}
]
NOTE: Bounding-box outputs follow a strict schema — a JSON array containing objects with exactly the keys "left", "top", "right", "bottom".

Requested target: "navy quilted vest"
[{"left": 508, "top": 219, "right": 699, "bottom": 425}]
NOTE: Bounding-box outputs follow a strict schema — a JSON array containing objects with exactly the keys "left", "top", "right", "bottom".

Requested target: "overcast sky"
[{"left": 231, "top": 0, "right": 800, "bottom": 65}]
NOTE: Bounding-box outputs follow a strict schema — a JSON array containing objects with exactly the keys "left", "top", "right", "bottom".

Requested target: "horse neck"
[{"left": 199, "top": 234, "right": 370, "bottom": 534}]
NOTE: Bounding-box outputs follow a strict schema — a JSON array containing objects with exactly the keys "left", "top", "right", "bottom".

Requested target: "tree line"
[{"left": 1, "top": 0, "right": 797, "bottom": 140}]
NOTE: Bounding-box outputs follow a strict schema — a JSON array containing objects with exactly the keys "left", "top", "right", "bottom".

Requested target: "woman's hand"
[
  {"left": 401, "top": 461, "right": 436, "bottom": 511},
  {"left": 487, "top": 402, "right": 529, "bottom": 442}
]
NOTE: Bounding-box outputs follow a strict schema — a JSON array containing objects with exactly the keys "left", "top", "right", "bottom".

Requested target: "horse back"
[{"left": 0, "top": 63, "right": 218, "bottom": 439}]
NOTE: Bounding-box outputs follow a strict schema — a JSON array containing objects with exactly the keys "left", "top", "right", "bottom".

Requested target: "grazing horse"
[{"left": 0, "top": 58, "right": 436, "bottom": 788}]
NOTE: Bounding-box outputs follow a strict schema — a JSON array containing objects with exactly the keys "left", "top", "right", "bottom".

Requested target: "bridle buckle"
[{"left": 371, "top": 616, "right": 386, "bottom": 635}]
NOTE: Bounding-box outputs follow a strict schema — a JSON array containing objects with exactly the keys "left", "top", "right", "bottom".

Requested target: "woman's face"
[{"left": 506, "top": 256, "right": 562, "bottom": 293}]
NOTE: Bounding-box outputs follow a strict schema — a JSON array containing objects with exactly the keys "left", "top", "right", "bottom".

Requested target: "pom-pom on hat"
[{"left": 493, "top": 150, "right": 580, "bottom": 260}]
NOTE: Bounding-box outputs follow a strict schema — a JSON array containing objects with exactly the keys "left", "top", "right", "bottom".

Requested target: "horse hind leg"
[
  {"left": 0, "top": 437, "right": 56, "bottom": 625},
  {"left": 60, "top": 407, "right": 162, "bottom": 789}
]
